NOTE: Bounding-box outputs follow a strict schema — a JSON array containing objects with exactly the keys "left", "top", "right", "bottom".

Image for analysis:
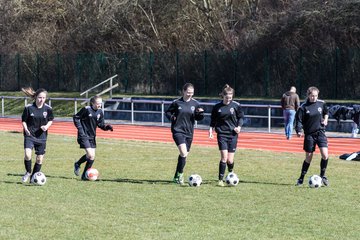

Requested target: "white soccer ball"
[
  {"left": 308, "top": 175, "right": 322, "bottom": 188},
  {"left": 85, "top": 168, "right": 99, "bottom": 181},
  {"left": 31, "top": 172, "right": 47, "bottom": 186},
  {"left": 188, "top": 174, "right": 202, "bottom": 187},
  {"left": 225, "top": 172, "right": 239, "bottom": 186}
]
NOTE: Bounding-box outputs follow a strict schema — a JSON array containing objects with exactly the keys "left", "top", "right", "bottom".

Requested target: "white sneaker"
[
  {"left": 345, "top": 152, "right": 358, "bottom": 161},
  {"left": 22, "top": 172, "right": 31, "bottom": 183}
]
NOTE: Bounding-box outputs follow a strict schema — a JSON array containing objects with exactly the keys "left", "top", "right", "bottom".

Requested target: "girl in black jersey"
[
  {"left": 209, "top": 84, "right": 244, "bottom": 187},
  {"left": 295, "top": 86, "right": 330, "bottom": 186},
  {"left": 21, "top": 87, "right": 54, "bottom": 183},
  {"left": 73, "top": 96, "right": 113, "bottom": 180},
  {"left": 165, "top": 83, "right": 204, "bottom": 185}
]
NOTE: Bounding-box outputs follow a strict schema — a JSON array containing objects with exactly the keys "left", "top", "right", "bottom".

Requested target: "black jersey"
[
  {"left": 295, "top": 99, "right": 329, "bottom": 135},
  {"left": 73, "top": 106, "right": 106, "bottom": 139},
  {"left": 21, "top": 103, "right": 54, "bottom": 140},
  {"left": 165, "top": 97, "right": 204, "bottom": 136},
  {"left": 210, "top": 101, "right": 244, "bottom": 137}
]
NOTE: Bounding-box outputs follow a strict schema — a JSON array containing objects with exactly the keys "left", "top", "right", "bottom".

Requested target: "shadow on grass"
[
  {"left": 6, "top": 173, "right": 295, "bottom": 186},
  {"left": 239, "top": 179, "right": 294, "bottom": 186},
  {"left": 100, "top": 178, "right": 174, "bottom": 184}
]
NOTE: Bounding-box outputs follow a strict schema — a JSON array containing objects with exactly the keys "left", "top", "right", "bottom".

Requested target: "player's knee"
[{"left": 36, "top": 155, "right": 44, "bottom": 164}]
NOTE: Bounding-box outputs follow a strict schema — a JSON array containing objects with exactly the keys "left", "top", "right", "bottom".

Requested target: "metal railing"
[
  {"left": 0, "top": 96, "right": 284, "bottom": 132},
  {"left": 80, "top": 74, "right": 119, "bottom": 104}
]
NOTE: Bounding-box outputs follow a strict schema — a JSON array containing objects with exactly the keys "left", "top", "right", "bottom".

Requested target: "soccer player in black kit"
[
  {"left": 21, "top": 87, "right": 54, "bottom": 183},
  {"left": 295, "top": 86, "right": 330, "bottom": 186},
  {"left": 73, "top": 96, "right": 113, "bottom": 180},
  {"left": 209, "top": 84, "right": 244, "bottom": 187},
  {"left": 165, "top": 83, "right": 204, "bottom": 185}
]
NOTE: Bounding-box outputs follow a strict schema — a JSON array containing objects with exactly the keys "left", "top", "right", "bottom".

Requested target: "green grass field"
[{"left": 0, "top": 131, "right": 359, "bottom": 240}]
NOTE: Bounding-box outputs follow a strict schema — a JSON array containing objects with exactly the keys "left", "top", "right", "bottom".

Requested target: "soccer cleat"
[
  {"left": 173, "top": 172, "right": 185, "bottom": 185},
  {"left": 295, "top": 178, "right": 303, "bottom": 186},
  {"left": 173, "top": 177, "right": 179, "bottom": 183},
  {"left": 321, "top": 176, "right": 329, "bottom": 186},
  {"left": 74, "top": 162, "right": 80, "bottom": 176},
  {"left": 178, "top": 173, "right": 184, "bottom": 185},
  {"left": 217, "top": 180, "right": 225, "bottom": 187},
  {"left": 22, "top": 172, "right": 31, "bottom": 183},
  {"left": 345, "top": 152, "right": 358, "bottom": 161}
]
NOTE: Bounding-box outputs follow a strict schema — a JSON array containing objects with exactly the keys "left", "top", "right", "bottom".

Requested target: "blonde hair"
[
  {"left": 306, "top": 86, "right": 319, "bottom": 96},
  {"left": 21, "top": 87, "right": 48, "bottom": 100},
  {"left": 219, "top": 84, "right": 234, "bottom": 98}
]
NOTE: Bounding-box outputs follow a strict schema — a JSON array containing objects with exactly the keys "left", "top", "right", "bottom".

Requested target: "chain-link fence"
[{"left": 0, "top": 49, "right": 359, "bottom": 99}]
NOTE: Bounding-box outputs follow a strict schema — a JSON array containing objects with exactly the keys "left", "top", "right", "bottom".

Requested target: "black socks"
[{"left": 219, "top": 161, "right": 226, "bottom": 180}]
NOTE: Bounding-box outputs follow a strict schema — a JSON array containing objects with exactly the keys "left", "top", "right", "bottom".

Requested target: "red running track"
[{"left": 1, "top": 118, "right": 359, "bottom": 155}]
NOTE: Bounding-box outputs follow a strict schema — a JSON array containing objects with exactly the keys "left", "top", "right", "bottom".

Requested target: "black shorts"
[
  {"left": 24, "top": 136, "right": 46, "bottom": 155},
  {"left": 303, "top": 130, "right": 328, "bottom": 153},
  {"left": 217, "top": 135, "right": 238, "bottom": 152},
  {"left": 172, "top": 133, "right": 193, "bottom": 152},
  {"left": 77, "top": 137, "right": 96, "bottom": 149}
]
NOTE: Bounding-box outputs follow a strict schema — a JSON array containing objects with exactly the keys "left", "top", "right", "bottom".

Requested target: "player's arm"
[
  {"left": 322, "top": 103, "right": 329, "bottom": 126},
  {"left": 73, "top": 108, "right": 86, "bottom": 137},
  {"left": 209, "top": 105, "right": 217, "bottom": 138},
  {"left": 295, "top": 108, "right": 304, "bottom": 137},
  {"left": 41, "top": 121, "right": 53, "bottom": 132},
  {"left": 22, "top": 121, "right": 30, "bottom": 136},
  {"left": 97, "top": 113, "right": 113, "bottom": 131},
  {"left": 234, "top": 105, "right": 244, "bottom": 134},
  {"left": 165, "top": 102, "right": 177, "bottom": 121},
  {"left": 21, "top": 107, "right": 30, "bottom": 136},
  {"left": 41, "top": 108, "right": 54, "bottom": 131},
  {"left": 194, "top": 104, "right": 204, "bottom": 121}
]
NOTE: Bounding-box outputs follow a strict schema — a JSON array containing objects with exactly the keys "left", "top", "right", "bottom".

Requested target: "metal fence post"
[
  {"left": 131, "top": 100, "right": 134, "bottom": 124},
  {"left": 161, "top": 101, "right": 164, "bottom": 126},
  {"left": 74, "top": 99, "right": 77, "bottom": 114},
  {"left": 268, "top": 105, "right": 272, "bottom": 133},
  {"left": 1, "top": 97, "right": 4, "bottom": 117}
]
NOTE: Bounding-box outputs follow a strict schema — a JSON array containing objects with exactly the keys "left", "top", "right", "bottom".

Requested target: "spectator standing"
[{"left": 281, "top": 86, "right": 300, "bottom": 140}]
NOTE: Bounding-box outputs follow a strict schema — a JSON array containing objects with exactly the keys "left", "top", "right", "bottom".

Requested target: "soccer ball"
[
  {"left": 308, "top": 175, "right": 322, "bottom": 188},
  {"left": 85, "top": 168, "right": 99, "bottom": 181},
  {"left": 225, "top": 172, "right": 239, "bottom": 186},
  {"left": 31, "top": 172, "right": 47, "bottom": 186},
  {"left": 188, "top": 174, "right": 202, "bottom": 187}
]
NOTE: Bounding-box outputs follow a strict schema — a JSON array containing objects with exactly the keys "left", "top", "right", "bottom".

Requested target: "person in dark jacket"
[
  {"left": 295, "top": 86, "right": 330, "bottom": 187},
  {"left": 209, "top": 84, "right": 244, "bottom": 187},
  {"left": 281, "top": 86, "right": 300, "bottom": 140},
  {"left": 165, "top": 83, "right": 204, "bottom": 185},
  {"left": 21, "top": 87, "right": 54, "bottom": 183},
  {"left": 73, "top": 95, "right": 113, "bottom": 180}
]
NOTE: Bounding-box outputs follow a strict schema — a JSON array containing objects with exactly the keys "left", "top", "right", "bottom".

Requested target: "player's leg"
[
  {"left": 226, "top": 136, "right": 238, "bottom": 173},
  {"left": 217, "top": 135, "right": 229, "bottom": 186},
  {"left": 319, "top": 147, "right": 329, "bottom": 186},
  {"left": 218, "top": 150, "right": 228, "bottom": 186},
  {"left": 22, "top": 147, "right": 33, "bottom": 182},
  {"left": 296, "top": 134, "right": 316, "bottom": 186},
  {"left": 296, "top": 151, "right": 313, "bottom": 186},
  {"left": 173, "top": 143, "right": 187, "bottom": 184},
  {"left": 172, "top": 134, "right": 189, "bottom": 184},
  {"left": 31, "top": 142, "right": 46, "bottom": 180},
  {"left": 81, "top": 147, "right": 96, "bottom": 180},
  {"left": 22, "top": 137, "right": 35, "bottom": 182},
  {"left": 318, "top": 132, "right": 329, "bottom": 186}
]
